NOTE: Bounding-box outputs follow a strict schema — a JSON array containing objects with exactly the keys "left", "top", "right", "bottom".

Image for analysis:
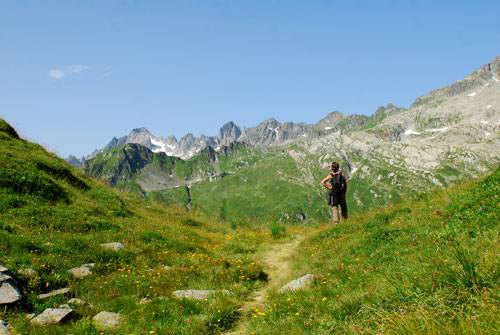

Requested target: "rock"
[
  {"left": 139, "top": 297, "right": 151, "bottom": 305},
  {"left": 173, "top": 289, "right": 230, "bottom": 300},
  {"left": 68, "top": 265, "right": 93, "bottom": 279},
  {"left": 37, "top": 287, "right": 70, "bottom": 300},
  {"left": 92, "top": 311, "right": 122, "bottom": 329},
  {"left": 279, "top": 274, "right": 315, "bottom": 293},
  {"left": 100, "top": 242, "right": 124, "bottom": 251},
  {"left": 59, "top": 304, "right": 71, "bottom": 309},
  {"left": 160, "top": 265, "right": 173, "bottom": 272},
  {"left": 0, "top": 320, "right": 10, "bottom": 335},
  {"left": 68, "top": 298, "right": 88, "bottom": 306},
  {"left": 17, "top": 268, "right": 38, "bottom": 278},
  {"left": 0, "top": 266, "right": 7, "bottom": 273},
  {"left": 0, "top": 274, "right": 21, "bottom": 305},
  {"left": 30, "top": 308, "right": 74, "bottom": 326}
]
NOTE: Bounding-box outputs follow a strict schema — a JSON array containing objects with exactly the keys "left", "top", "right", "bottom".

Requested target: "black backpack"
[{"left": 330, "top": 172, "right": 345, "bottom": 195}]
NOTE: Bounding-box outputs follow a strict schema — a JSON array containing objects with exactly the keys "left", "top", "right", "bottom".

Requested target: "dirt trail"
[{"left": 223, "top": 231, "right": 313, "bottom": 335}]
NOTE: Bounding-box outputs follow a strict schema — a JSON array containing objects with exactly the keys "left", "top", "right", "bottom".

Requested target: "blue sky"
[{"left": 1, "top": 1, "right": 499, "bottom": 157}]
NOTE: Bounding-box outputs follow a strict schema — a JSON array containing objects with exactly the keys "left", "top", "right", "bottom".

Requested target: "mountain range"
[{"left": 76, "top": 56, "right": 499, "bottom": 222}]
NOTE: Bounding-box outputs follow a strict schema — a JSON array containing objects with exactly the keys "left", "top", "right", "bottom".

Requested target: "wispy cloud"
[{"left": 48, "top": 65, "right": 90, "bottom": 79}]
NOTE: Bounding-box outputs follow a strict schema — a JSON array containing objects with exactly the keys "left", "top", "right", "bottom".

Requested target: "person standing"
[{"left": 320, "top": 162, "right": 348, "bottom": 224}]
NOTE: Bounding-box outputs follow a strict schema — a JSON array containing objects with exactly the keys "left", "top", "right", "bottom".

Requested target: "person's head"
[{"left": 330, "top": 161, "right": 339, "bottom": 172}]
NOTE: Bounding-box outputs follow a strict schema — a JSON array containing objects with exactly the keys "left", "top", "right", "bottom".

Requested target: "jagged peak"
[{"left": 129, "top": 127, "right": 152, "bottom": 135}]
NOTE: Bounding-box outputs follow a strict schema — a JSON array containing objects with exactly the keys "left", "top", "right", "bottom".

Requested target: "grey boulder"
[
  {"left": 30, "top": 308, "right": 74, "bottom": 326},
  {"left": 0, "top": 274, "right": 21, "bottom": 305}
]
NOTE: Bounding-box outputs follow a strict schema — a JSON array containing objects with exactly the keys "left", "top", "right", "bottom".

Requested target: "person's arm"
[{"left": 320, "top": 174, "right": 332, "bottom": 190}]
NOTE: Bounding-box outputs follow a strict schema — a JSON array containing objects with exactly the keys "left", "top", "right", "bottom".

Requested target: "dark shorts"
[{"left": 328, "top": 193, "right": 348, "bottom": 218}]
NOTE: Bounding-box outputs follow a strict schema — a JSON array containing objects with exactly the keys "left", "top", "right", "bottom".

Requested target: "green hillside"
[
  {"left": 0, "top": 119, "right": 289, "bottom": 334},
  {"left": 242, "top": 167, "right": 500, "bottom": 334}
]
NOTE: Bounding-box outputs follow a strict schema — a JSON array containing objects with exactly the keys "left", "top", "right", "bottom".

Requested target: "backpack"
[{"left": 330, "top": 172, "right": 345, "bottom": 195}]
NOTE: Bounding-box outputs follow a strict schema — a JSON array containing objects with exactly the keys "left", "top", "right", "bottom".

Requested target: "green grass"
[
  {"left": 0, "top": 119, "right": 279, "bottom": 334},
  {"left": 2, "top": 117, "right": 498, "bottom": 334},
  {"left": 242, "top": 168, "right": 499, "bottom": 334}
]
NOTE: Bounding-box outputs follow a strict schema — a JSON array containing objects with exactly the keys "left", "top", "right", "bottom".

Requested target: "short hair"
[{"left": 331, "top": 161, "right": 339, "bottom": 172}]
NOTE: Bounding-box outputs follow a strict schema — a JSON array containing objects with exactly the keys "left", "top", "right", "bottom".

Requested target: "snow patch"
[
  {"left": 151, "top": 138, "right": 168, "bottom": 154},
  {"left": 404, "top": 129, "right": 421, "bottom": 136},
  {"left": 324, "top": 127, "right": 332, "bottom": 130},
  {"left": 484, "top": 132, "right": 491, "bottom": 137},
  {"left": 486, "top": 105, "right": 492, "bottom": 109},
  {"left": 467, "top": 92, "right": 477, "bottom": 97},
  {"left": 493, "top": 76, "right": 499, "bottom": 82},
  {"left": 480, "top": 120, "right": 490, "bottom": 125}
]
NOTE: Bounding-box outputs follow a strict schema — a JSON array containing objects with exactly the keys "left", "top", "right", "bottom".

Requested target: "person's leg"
[
  {"left": 331, "top": 205, "right": 339, "bottom": 224},
  {"left": 340, "top": 195, "right": 348, "bottom": 219}
]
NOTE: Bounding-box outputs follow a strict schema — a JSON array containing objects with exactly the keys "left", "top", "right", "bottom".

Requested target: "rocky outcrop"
[{"left": 218, "top": 122, "right": 242, "bottom": 146}]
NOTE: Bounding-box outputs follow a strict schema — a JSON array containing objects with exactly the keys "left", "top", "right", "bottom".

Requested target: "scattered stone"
[
  {"left": 30, "top": 308, "right": 73, "bottom": 326},
  {"left": 139, "top": 297, "right": 151, "bottom": 305},
  {"left": 59, "top": 304, "right": 71, "bottom": 309},
  {"left": 100, "top": 242, "right": 124, "bottom": 251},
  {"left": 37, "top": 287, "right": 70, "bottom": 300},
  {"left": 0, "top": 320, "right": 10, "bottom": 335},
  {"left": 17, "top": 268, "right": 38, "bottom": 278},
  {"left": 0, "top": 266, "right": 7, "bottom": 273},
  {"left": 279, "top": 274, "right": 315, "bottom": 293},
  {"left": 68, "top": 265, "right": 93, "bottom": 279},
  {"left": 0, "top": 274, "right": 22, "bottom": 305},
  {"left": 68, "top": 298, "right": 87, "bottom": 306},
  {"left": 160, "top": 265, "right": 173, "bottom": 272},
  {"left": 173, "top": 289, "right": 230, "bottom": 300},
  {"left": 92, "top": 311, "right": 122, "bottom": 329}
]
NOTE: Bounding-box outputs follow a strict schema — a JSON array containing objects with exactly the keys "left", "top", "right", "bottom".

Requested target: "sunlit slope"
[
  {"left": 244, "top": 167, "right": 499, "bottom": 334},
  {"left": 0, "top": 118, "right": 275, "bottom": 335}
]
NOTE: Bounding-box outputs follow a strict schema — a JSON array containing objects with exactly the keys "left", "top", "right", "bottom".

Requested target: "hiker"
[{"left": 320, "top": 161, "right": 348, "bottom": 224}]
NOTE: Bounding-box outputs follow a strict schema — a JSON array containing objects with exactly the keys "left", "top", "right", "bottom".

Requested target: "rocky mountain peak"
[
  {"left": 218, "top": 121, "right": 242, "bottom": 145},
  {"left": 317, "top": 111, "right": 345, "bottom": 129}
]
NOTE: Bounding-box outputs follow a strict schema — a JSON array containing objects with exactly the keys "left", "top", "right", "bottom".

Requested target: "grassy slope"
[
  {"left": 244, "top": 168, "right": 499, "bottom": 334},
  {"left": 0, "top": 119, "right": 286, "bottom": 335}
]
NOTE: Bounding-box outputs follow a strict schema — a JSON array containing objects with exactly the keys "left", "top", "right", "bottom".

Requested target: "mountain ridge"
[{"left": 81, "top": 56, "right": 500, "bottom": 221}]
